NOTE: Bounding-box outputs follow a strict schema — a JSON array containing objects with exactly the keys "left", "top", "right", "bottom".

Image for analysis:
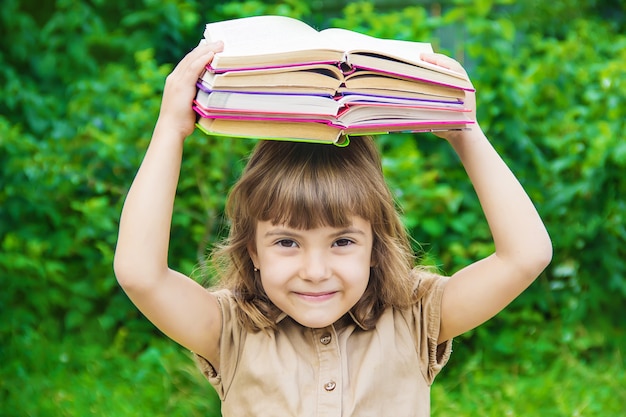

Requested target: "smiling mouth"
[{"left": 294, "top": 291, "right": 337, "bottom": 302}]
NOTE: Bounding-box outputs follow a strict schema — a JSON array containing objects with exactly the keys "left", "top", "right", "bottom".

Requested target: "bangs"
[{"left": 235, "top": 139, "right": 388, "bottom": 230}]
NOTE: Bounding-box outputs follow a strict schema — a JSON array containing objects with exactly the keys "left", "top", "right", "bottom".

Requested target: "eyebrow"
[{"left": 263, "top": 227, "right": 367, "bottom": 239}]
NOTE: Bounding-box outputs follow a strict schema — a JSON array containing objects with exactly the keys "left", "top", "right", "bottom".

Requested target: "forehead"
[{"left": 250, "top": 176, "right": 376, "bottom": 231}]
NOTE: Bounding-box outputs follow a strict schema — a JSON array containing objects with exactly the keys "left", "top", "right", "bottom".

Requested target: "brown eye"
[
  {"left": 333, "top": 238, "right": 353, "bottom": 247},
  {"left": 276, "top": 239, "right": 298, "bottom": 248}
]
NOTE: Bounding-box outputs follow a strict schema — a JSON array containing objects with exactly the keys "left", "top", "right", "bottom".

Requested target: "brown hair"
[{"left": 211, "top": 136, "right": 420, "bottom": 331}]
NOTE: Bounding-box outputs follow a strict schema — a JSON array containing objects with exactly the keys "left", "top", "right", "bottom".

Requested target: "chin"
[{"left": 293, "top": 315, "right": 339, "bottom": 329}]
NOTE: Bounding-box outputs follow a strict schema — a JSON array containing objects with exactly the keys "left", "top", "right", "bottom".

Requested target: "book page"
[
  {"left": 205, "top": 15, "right": 333, "bottom": 56},
  {"left": 319, "top": 28, "right": 433, "bottom": 63},
  {"left": 320, "top": 28, "right": 468, "bottom": 81}
]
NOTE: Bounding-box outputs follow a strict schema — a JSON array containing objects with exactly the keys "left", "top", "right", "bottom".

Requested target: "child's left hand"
[{"left": 420, "top": 52, "right": 477, "bottom": 141}]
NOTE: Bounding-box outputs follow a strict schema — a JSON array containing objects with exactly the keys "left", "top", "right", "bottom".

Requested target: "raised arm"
[
  {"left": 420, "top": 54, "right": 553, "bottom": 343},
  {"left": 114, "top": 42, "right": 224, "bottom": 366}
]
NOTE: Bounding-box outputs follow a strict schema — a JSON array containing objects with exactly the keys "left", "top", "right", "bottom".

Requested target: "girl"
[{"left": 114, "top": 42, "right": 552, "bottom": 416}]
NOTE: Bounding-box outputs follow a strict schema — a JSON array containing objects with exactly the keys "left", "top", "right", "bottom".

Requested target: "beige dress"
[{"left": 195, "top": 274, "right": 452, "bottom": 417}]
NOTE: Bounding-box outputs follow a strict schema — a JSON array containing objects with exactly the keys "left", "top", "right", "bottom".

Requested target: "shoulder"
[
  {"left": 210, "top": 287, "right": 236, "bottom": 303},
  {"left": 207, "top": 287, "right": 240, "bottom": 324},
  {"left": 411, "top": 267, "right": 450, "bottom": 302},
  {"left": 193, "top": 288, "right": 243, "bottom": 385}
]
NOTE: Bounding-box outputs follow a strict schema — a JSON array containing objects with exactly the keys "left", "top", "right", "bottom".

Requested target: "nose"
[{"left": 300, "top": 249, "right": 330, "bottom": 282}]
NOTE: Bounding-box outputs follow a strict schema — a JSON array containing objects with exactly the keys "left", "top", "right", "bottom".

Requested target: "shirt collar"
[{"left": 274, "top": 310, "right": 367, "bottom": 331}]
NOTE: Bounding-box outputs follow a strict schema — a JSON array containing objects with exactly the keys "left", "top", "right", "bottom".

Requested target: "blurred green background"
[{"left": 1, "top": 0, "right": 625, "bottom": 415}]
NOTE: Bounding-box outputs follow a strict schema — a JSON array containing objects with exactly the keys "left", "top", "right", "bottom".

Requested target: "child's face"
[{"left": 249, "top": 216, "right": 373, "bottom": 328}]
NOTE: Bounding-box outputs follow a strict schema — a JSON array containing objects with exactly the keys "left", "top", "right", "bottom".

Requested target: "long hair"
[{"left": 211, "top": 136, "right": 420, "bottom": 331}]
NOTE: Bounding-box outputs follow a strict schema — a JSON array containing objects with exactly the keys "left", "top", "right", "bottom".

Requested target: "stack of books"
[{"left": 193, "top": 15, "right": 475, "bottom": 145}]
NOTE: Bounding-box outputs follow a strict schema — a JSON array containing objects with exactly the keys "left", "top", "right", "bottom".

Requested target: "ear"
[{"left": 247, "top": 242, "right": 259, "bottom": 269}]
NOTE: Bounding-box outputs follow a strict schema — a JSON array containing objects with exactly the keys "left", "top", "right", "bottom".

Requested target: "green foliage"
[
  {"left": 332, "top": 2, "right": 434, "bottom": 40},
  {"left": 432, "top": 349, "right": 626, "bottom": 416},
  {"left": 519, "top": 21, "right": 626, "bottom": 323},
  {"left": 2, "top": 0, "right": 625, "bottom": 415},
  {"left": 1, "top": 329, "right": 221, "bottom": 417},
  {"left": 457, "top": 6, "right": 626, "bottom": 335},
  {"left": 213, "top": 0, "right": 312, "bottom": 20}
]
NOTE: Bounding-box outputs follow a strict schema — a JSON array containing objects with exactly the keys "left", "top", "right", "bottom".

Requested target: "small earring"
[{"left": 253, "top": 267, "right": 259, "bottom": 272}]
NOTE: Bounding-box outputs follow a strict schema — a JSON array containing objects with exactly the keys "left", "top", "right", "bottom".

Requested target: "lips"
[{"left": 293, "top": 291, "right": 337, "bottom": 302}]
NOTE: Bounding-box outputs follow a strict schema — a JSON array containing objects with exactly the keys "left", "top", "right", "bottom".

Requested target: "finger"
[
  {"left": 188, "top": 50, "right": 215, "bottom": 74},
  {"left": 176, "top": 41, "right": 223, "bottom": 71},
  {"left": 198, "top": 40, "right": 225, "bottom": 53},
  {"left": 170, "top": 47, "right": 218, "bottom": 83},
  {"left": 420, "top": 53, "right": 451, "bottom": 68},
  {"left": 423, "top": 53, "right": 469, "bottom": 80}
]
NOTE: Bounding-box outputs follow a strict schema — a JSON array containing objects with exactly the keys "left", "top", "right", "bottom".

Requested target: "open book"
[
  {"left": 199, "top": 63, "right": 468, "bottom": 99},
  {"left": 195, "top": 116, "right": 470, "bottom": 145},
  {"left": 194, "top": 15, "right": 474, "bottom": 144},
  {"left": 202, "top": 15, "right": 473, "bottom": 91}
]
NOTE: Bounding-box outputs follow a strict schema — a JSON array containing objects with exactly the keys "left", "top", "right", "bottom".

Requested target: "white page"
[
  {"left": 204, "top": 15, "right": 336, "bottom": 56},
  {"left": 319, "top": 28, "right": 433, "bottom": 63}
]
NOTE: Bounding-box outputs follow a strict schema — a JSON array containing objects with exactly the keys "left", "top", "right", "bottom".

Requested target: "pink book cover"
[
  {"left": 193, "top": 105, "right": 474, "bottom": 130},
  {"left": 193, "top": 101, "right": 470, "bottom": 122},
  {"left": 204, "top": 62, "right": 473, "bottom": 92},
  {"left": 206, "top": 61, "right": 340, "bottom": 73}
]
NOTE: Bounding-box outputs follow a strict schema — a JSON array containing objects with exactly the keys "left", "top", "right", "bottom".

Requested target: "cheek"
[
  {"left": 344, "top": 262, "right": 371, "bottom": 292},
  {"left": 360, "top": 268, "right": 372, "bottom": 292},
  {"left": 257, "top": 262, "right": 288, "bottom": 293}
]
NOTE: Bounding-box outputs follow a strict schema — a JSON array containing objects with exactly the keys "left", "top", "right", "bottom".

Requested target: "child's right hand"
[{"left": 155, "top": 41, "right": 224, "bottom": 140}]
